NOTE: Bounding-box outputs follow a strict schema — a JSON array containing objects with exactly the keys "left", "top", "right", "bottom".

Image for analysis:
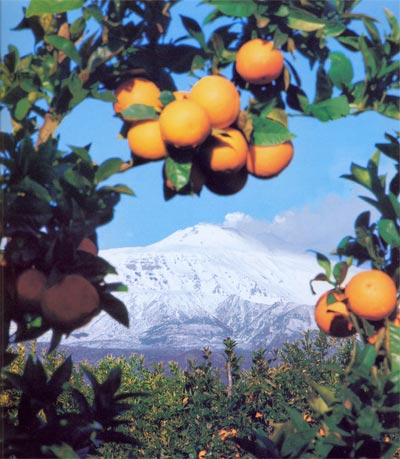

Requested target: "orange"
[
  {"left": 113, "top": 78, "right": 161, "bottom": 118},
  {"left": 159, "top": 99, "right": 211, "bottom": 148},
  {"left": 16, "top": 268, "right": 47, "bottom": 311},
  {"left": 345, "top": 270, "right": 397, "bottom": 321},
  {"left": 314, "top": 290, "right": 355, "bottom": 338},
  {"left": 189, "top": 75, "right": 240, "bottom": 129},
  {"left": 41, "top": 274, "right": 99, "bottom": 332},
  {"left": 202, "top": 128, "right": 248, "bottom": 173},
  {"left": 127, "top": 120, "right": 167, "bottom": 160},
  {"left": 78, "top": 237, "right": 98, "bottom": 256},
  {"left": 235, "top": 39, "right": 284, "bottom": 85},
  {"left": 173, "top": 90, "right": 189, "bottom": 101},
  {"left": 205, "top": 167, "right": 248, "bottom": 196},
  {"left": 246, "top": 141, "right": 293, "bottom": 178}
]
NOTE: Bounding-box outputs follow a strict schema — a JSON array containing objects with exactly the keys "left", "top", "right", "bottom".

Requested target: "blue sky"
[{"left": 1, "top": 0, "right": 399, "bottom": 252}]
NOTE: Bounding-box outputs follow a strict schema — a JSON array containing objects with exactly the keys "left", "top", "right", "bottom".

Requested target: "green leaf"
[
  {"left": 252, "top": 118, "right": 295, "bottom": 146},
  {"left": 377, "top": 219, "right": 400, "bottom": 247},
  {"left": 95, "top": 158, "right": 124, "bottom": 183},
  {"left": 101, "top": 184, "right": 135, "bottom": 196},
  {"left": 308, "top": 380, "right": 337, "bottom": 405},
  {"left": 333, "top": 261, "right": 349, "bottom": 285},
  {"left": 101, "top": 293, "right": 130, "bottom": 328},
  {"left": 160, "top": 90, "right": 175, "bottom": 106},
  {"left": 359, "top": 35, "right": 378, "bottom": 78},
  {"left": 18, "top": 177, "right": 52, "bottom": 202},
  {"left": 91, "top": 87, "right": 117, "bottom": 102},
  {"left": 307, "top": 95, "right": 350, "bottom": 122},
  {"left": 350, "top": 163, "right": 373, "bottom": 189},
  {"left": 287, "top": 7, "right": 325, "bottom": 32},
  {"left": 376, "top": 141, "right": 400, "bottom": 161},
  {"left": 14, "top": 97, "right": 32, "bottom": 121},
  {"left": 26, "top": 0, "right": 84, "bottom": 17},
  {"left": 45, "top": 443, "right": 80, "bottom": 459},
  {"left": 70, "top": 16, "right": 86, "bottom": 41},
  {"left": 208, "top": 0, "right": 257, "bottom": 17},
  {"left": 120, "top": 104, "right": 158, "bottom": 121},
  {"left": 311, "top": 251, "right": 332, "bottom": 278},
  {"left": 44, "top": 35, "right": 82, "bottom": 67},
  {"left": 165, "top": 157, "right": 191, "bottom": 191},
  {"left": 68, "top": 144, "right": 91, "bottom": 162},
  {"left": 389, "top": 322, "right": 400, "bottom": 373},
  {"left": 329, "top": 52, "right": 354, "bottom": 88},
  {"left": 355, "top": 344, "right": 377, "bottom": 377},
  {"left": 180, "top": 15, "right": 207, "bottom": 50}
]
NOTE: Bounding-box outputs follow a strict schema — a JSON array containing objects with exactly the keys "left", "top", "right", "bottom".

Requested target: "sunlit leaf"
[
  {"left": 307, "top": 96, "right": 350, "bottom": 121},
  {"left": 329, "top": 52, "right": 354, "bottom": 88},
  {"left": 26, "top": 0, "right": 84, "bottom": 17},
  {"left": 377, "top": 219, "right": 400, "bottom": 247},
  {"left": 45, "top": 35, "right": 82, "bottom": 67},
  {"left": 287, "top": 7, "right": 325, "bottom": 31},
  {"left": 208, "top": 0, "right": 257, "bottom": 17}
]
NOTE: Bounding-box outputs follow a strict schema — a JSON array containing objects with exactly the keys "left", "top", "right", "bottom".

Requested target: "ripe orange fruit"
[
  {"left": 127, "top": 120, "right": 167, "bottom": 160},
  {"left": 78, "top": 238, "right": 98, "bottom": 256},
  {"left": 159, "top": 99, "right": 211, "bottom": 148},
  {"left": 235, "top": 39, "right": 284, "bottom": 85},
  {"left": 205, "top": 167, "right": 248, "bottom": 196},
  {"left": 314, "top": 290, "right": 355, "bottom": 338},
  {"left": 189, "top": 75, "right": 240, "bottom": 129},
  {"left": 202, "top": 128, "right": 248, "bottom": 173},
  {"left": 246, "top": 141, "right": 294, "bottom": 178},
  {"left": 113, "top": 78, "right": 161, "bottom": 118},
  {"left": 41, "top": 274, "right": 99, "bottom": 331},
  {"left": 345, "top": 270, "right": 397, "bottom": 321},
  {"left": 16, "top": 268, "right": 47, "bottom": 311},
  {"left": 173, "top": 90, "right": 189, "bottom": 101}
]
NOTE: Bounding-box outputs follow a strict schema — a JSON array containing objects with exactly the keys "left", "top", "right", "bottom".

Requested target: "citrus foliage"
[
  {"left": 1, "top": 0, "right": 399, "bottom": 457},
  {"left": 1, "top": 333, "right": 351, "bottom": 458}
]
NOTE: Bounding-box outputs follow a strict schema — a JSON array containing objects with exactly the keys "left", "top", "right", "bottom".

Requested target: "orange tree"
[{"left": 0, "top": 0, "right": 399, "bottom": 457}]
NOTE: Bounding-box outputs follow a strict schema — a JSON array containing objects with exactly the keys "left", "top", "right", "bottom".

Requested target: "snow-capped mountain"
[{"left": 53, "top": 221, "right": 332, "bottom": 351}]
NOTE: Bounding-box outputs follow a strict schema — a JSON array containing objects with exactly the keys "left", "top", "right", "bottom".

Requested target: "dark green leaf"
[
  {"left": 70, "top": 16, "right": 86, "bottom": 41},
  {"left": 377, "top": 219, "right": 400, "bottom": 247},
  {"left": 26, "top": 0, "right": 84, "bottom": 17},
  {"left": 101, "top": 293, "right": 130, "bottom": 328},
  {"left": 45, "top": 35, "right": 82, "bottom": 67},
  {"left": 95, "top": 158, "right": 124, "bottom": 183},
  {"left": 376, "top": 141, "right": 400, "bottom": 161},
  {"left": 120, "top": 104, "right": 158, "bottom": 121},
  {"left": 307, "top": 95, "right": 350, "bottom": 121},
  {"left": 359, "top": 35, "right": 378, "bottom": 78},
  {"left": 314, "top": 65, "right": 333, "bottom": 103},
  {"left": 252, "top": 118, "right": 295, "bottom": 146},
  {"left": 68, "top": 144, "right": 91, "bottom": 162},
  {"left": 333, "top": 261, "right": 349, "bottom": 285},
  {"left": 180, "top": 15, "right": 207, "bottom": 49},
  {"left": 83, "top": 5, "right": 104, "bottom": 22},
  {"left": 329, "top": 52, "right": 354, "bottom": 88},
  {"left": 209, "top": 0, "right": 256, "bottom": 17},
  {"left": 49, "top": 356, "right": 73, "bottom": 390}
]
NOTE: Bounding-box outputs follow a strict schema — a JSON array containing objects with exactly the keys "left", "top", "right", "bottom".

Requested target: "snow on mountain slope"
[{"left": 53, "top": 222, "right": 338, "bottom": 350}]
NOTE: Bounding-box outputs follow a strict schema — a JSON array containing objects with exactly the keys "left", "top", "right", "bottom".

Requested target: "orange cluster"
[
  {"left": 113, "top": 39, "right": 292, "bottom": 195},
  {"left": 15, "top": 238, "right": 100, "bottom": 332},
  {"left": 315, "top": 270, "right": 398, "bottom": 338}
]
